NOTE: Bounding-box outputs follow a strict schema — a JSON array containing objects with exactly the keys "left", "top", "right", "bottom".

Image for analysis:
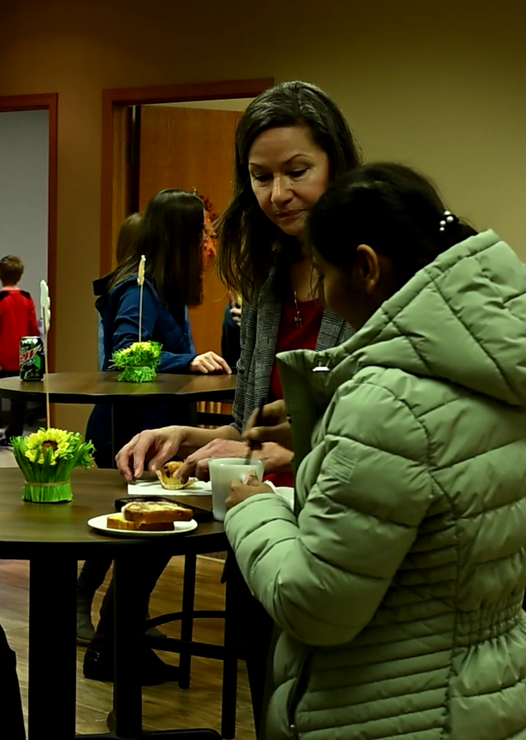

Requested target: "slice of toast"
[
  {"left": 107, "top": 512, "right": 175, "bottom": 531},
  {"left": 122, "top": 501, "right": 193, "bottom": 525},
  {"left": 107, "top": 513, "right": 137, "bottom": 531}
]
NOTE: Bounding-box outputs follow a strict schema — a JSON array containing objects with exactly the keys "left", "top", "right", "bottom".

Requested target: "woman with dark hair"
[
  {"left": 87, "top": 188, "right": 230, "bottom": 468},
  {"left": 117, "top": 80, "right": 361, "bottom": 483},
  {"left": 82, "top": 190, "right": 230, "bottom": 683},
  {"left": 114, "top": 81, "right": 361, "bottom": 720},
  {"left": 226, "top": 163, "right": 526, "bottom": 739}
]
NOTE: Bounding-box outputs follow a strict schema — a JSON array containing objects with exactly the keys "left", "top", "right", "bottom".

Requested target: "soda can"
[{"left": 19, "top": 336, "right": 45, "bottom": 381}]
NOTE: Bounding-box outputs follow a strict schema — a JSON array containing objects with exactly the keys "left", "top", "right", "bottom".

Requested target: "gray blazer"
[{"left": 232, "top": 272, "right": 354, "bottom": 432}]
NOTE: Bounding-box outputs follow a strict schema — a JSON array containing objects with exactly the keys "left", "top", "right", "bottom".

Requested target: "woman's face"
[{"left": 248, "top": 125, "right": 330, "bottom": 238}]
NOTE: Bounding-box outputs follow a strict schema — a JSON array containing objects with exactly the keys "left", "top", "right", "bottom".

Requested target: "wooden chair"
[{"left": 144, "top": 552, "right": 238, "bottom": 740}]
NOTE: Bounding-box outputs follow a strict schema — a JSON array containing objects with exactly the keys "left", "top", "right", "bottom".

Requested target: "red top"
[
  {"left": 0, "top": 288, "right": 40, "bottom": 371},
  {"left": 266, "top": 292, "right": 323, "bottom": 488}
]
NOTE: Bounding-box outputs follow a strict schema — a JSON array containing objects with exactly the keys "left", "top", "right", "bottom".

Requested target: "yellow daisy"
[{"left": 25, "top": 428, "right": 71, "bottom": 466}]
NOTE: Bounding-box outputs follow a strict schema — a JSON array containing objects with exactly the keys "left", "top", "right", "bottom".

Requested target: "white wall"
[{"left": 0, "top": 109, "right": 48, "bottom": 312}]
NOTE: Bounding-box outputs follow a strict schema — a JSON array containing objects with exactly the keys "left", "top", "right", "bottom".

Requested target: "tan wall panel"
[{"left": 0, "top": 0, "right": 525, "bottom": 431}]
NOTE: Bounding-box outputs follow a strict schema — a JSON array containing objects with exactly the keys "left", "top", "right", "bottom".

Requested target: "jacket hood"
[
  {"left": 277, "top": 231, "right": 526, "bottom": 467},
  {"left": 93, "top": 272, "right": 116, "bottom": 316}
]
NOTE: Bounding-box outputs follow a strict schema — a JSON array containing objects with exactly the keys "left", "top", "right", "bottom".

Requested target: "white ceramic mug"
[{"left": 208, "top": 457, "right": 265, "bottom": 522}]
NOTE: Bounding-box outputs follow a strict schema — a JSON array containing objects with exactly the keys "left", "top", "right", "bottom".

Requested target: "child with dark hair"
[
  {"left": 95, "top": 212, "right": 142, "bottom": 370},
  {"left": 0, "top": 255, "right": 39, "bottom": 447},
  {"left": 220, "top": 291, "right": 242, "bottom": 371},
  {"left": 227, "top": 163, "right": 526, "bottom": 740}
]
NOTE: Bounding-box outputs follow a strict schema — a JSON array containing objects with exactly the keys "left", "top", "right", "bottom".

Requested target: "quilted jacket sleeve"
[{"left": 225, "top": 380, "right": 433, "bottom": 647}]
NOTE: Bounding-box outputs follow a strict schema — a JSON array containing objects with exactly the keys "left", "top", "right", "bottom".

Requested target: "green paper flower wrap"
[
  {"left": 110, "top": 341, "right": 162, "bottom": 383},
  {"left": 12, "top": 428, "right": 96, "bottom": 503}
]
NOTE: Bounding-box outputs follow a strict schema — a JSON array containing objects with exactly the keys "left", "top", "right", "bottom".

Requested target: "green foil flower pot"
[{"left": 22, "top": 479, "right": 73, "bottom": 503}]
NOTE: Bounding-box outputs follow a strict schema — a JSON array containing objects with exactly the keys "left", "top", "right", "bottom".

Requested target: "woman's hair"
[
  {"left": 0, "top": 255, "right": 24, "bottom": 284},
  {"left": 115, "top": 212, "right": 142, "bottom": 265},
  {"left": 216, "top": 81, "right": 362, "bottom": 301},
  {"left": 309, "top": 163, "right": 478, "bottom": 285},
  {"left": 109, "top": 190, "right": 204, "bottom": 317}
]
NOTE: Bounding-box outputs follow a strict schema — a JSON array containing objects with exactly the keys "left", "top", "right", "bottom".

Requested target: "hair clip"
[{"left": 439, "top": 210, "right": 457, "bottom": 232}]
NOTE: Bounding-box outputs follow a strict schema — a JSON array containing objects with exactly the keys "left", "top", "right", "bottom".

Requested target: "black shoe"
[
  {"left": 83, "top": 645, "right": 180, "bottom": 686},
  {"left": 77, "top": 590, "right": 96, "bottom": 646}
]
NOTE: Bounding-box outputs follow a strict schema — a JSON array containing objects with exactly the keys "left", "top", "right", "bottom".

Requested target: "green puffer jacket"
[{"left": 225, "top": 230, "right": 526, "bottom": 740}]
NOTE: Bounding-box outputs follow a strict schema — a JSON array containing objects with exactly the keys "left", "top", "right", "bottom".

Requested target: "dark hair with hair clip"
[
  {"left": 308, "top": 163, "right": 477, "bottom": 285},
  {"left": 216, "top": 81, "right": 361, "bottom": 302},
  {"left": 109, "top": 190, "right": 204, "bottom": 319}
]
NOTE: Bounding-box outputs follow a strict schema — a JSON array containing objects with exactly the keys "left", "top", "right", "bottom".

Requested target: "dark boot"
[
  {"left": 77, "top": 589, "right": 96, "bottom": 646},
  {"left": 84, "top": 553, "right": 174, "bottom": 685},
  {"left": 83, "top": 643, "right": 179, "bottom": 685}
]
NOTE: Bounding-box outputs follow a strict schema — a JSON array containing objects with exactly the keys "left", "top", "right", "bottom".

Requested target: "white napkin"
[
  {"left": 127, "top": 478, "right": 212, "bottom": 497},
  {"left": 263, "top": 482, "right": 295, "bottom": 510}
]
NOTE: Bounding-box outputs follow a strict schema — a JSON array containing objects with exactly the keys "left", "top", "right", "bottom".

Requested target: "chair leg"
[
  {"left": 221, "top": 572, "right": 238, "bottom": 740},
  {"left": 179, "top": 552, "right": 197, "bottom": 689}
]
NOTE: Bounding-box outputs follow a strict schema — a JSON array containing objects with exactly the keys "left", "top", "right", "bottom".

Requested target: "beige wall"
[{"left": 1, "top": 0, "right": 525, "bottom": 431}]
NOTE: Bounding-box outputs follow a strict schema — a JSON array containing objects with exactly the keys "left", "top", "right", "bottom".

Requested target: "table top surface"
[
  {"left": 0, "top": 467, "right": 226, "bottom": 558},
  {"left": 0, "top": 371, "right": 236, "bottom": 404}
]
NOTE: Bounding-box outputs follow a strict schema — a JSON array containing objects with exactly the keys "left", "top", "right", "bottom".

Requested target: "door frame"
[
  {"left": 0, "top": 93, "right": 58, "bottom": 370},
  {"left": 100, "top": 77, "right": 273, "bottom": 276}
]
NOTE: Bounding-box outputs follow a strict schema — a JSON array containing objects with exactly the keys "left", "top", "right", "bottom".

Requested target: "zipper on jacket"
[{"left": 286, "top": 649, "right": 312, "bottom": 739}]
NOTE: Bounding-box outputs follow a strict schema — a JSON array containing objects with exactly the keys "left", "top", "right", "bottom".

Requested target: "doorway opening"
[{"left": 0, "top": 93, "right": 58, "bottom": 370}]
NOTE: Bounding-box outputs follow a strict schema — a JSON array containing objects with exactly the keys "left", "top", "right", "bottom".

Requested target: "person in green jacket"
[{"left": 226, "top": 163, "right": 526, "bottom": 740}]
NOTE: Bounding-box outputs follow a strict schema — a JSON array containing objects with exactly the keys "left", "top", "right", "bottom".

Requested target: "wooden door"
[{"left": 138, "top": 105, "right": 243, "bottom": 356}]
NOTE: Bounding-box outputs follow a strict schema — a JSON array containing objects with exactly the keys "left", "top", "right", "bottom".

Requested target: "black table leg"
[
  {"left": 179, "top": 553, "right": 197, "bottom": 689},
  {"left": 28, "top": 556, "right": 77, "bottom": 740},
  {"left": 221, "top": 573, "right": 238, "bottom": 740},
  {"left": 113, "top": 553, "right": 143, "bottom": 737}
]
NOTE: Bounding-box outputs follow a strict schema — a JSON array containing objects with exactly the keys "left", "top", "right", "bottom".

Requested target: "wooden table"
[
  {"left": 0, "top": 371, "right": 237, "bottom": 460},
  {"left": 0, "top": 467, "right": 228, "bottom": 740},
  {"left": 0, "top": 372, "right": 237, "bottom": 405}
]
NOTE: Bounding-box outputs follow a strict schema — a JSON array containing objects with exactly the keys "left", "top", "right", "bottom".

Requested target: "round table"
[
  {"left": 0, "top": 372, "right": 237, "bottom": 405},
  {"left": 0, "top": 372, "right": 237, "bottom": 461},
  {"left": 0, "top": 467, "right": 228, "bottom": 740}
]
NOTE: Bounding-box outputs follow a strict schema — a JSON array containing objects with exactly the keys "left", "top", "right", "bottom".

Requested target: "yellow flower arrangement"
[
  {"left": 111, "top": 341, "right": 162, "bottom": 382},
  {"left": 12, "top": 428, "right": 95, "bottom": 503}
]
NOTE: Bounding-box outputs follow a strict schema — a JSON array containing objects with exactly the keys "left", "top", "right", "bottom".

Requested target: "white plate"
[
  {"left": 88, "top": 514, "right": 198, "bottom": 537},
  {"left": 127, "top": 480, "right": 211, "bottom": 497}
]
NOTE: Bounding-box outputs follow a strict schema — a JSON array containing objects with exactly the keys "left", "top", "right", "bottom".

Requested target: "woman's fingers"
[
  {"left": 191, "top": 352, "right": 232, "bottom": 374},
  {"left": 244, "top": 421, "right": 293, "bottom": 451},
  {"left": 245, "top": 400, "right": 287, "bottom": 434}
]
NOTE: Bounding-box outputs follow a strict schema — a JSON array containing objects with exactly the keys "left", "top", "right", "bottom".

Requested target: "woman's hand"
[
  {"left": 177, "top": 439, "right": 294, "bottom": 481},
  {"left": 190, "top": 352, "right": 231, "bottom": 374},
  {"left": 226, "top": 474, "right": 274, "bottom": 510},
  {"left": 244, "top": 399, "right": 293, "bottom": 451},
  {"left": 116, "top": 426, "right": 187, "bottom": 482},
  {"left": 177, "top": 439, "right": 248, "bottom": 481}
]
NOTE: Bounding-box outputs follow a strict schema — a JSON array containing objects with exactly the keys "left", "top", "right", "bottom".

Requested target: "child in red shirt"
[{"left": 0, "top": 255, "right": 40, "bottom": 446}]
